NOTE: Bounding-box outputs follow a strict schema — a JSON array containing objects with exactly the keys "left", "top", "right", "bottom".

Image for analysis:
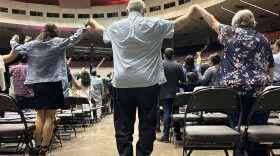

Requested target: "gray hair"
[
  {"left": 231, "top": 9, "right": 256, "bottom": 28},
  {"left": 127, "top": 0, "right": 145, "bottom": 13}
]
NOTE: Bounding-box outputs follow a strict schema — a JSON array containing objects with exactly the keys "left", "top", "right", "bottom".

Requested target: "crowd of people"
[{"left": 0, "top": 0, "right": 279, "bottom": 156}]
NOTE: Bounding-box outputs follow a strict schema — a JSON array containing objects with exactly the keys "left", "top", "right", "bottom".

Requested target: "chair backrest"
[
  {"left": 18, "top": 96, "right": 36, "bottom": 110},
  {"left": 75, "top": 97, "right": 90, "bottom": 105},
  {"left": 187, "top": 87, "right": 241, "bottom": 113},
  {"left": 0, "top": 94, "right": 20, "bottom": 112},
  {"left": 250, "top": 87, "right": 280, "bottom": 113},
  {"left": 173, "top": 92, "right": 192, "bottom": 106},
  {"left": 64, "top": 96, "right": 78, "bottom": 108},
  {"left": 0, "top": 94, "right": 27, "bottom": 124}
]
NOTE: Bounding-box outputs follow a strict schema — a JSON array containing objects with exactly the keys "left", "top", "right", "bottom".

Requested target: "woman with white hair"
[{"left": 194, "top": 5, "right": 274, "bottom": 156}]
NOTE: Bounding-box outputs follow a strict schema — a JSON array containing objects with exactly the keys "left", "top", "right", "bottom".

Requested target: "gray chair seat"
[
  {"left": 72, "top": 110, "right": 83, "bottom": 114},
  {"left": 268, "top": 118, "right": 280, "bottom": 125},
  {"left": 202, "top": 113, "right": 228, "bottom": 123},
  {"left": 24, "top": 114, "right": 37, "bottom": 119},
  {"left": 57, "top": 114, "right": 72, "bottom": 117},
  {"left": 26, "top": 118, "right": 36, "bottom": 123},
  {"left": 171, "top": 113, "right": 200, "bottom": 122},
  {"left": 185, "top": 125, "right": 240, "bottom": 143},
  {"left": 240, "top": 125, "right": 280, "bottom": 142},
  {"left": 269, "top": 112, "right": 279, "bottom": 118},
  {"left": 62, "top": 110, "right": 72, "bottom": 114},
  {"left": 24, "top": 112, "right": 36, "bottom": 115},
  {"left": 0, "top": 123, "right": 35, "bottom": 137}
]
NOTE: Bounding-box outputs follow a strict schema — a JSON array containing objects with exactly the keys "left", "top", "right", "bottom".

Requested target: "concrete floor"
[{"left": 49, "top": 114, "right": 233, "bottom": 156}]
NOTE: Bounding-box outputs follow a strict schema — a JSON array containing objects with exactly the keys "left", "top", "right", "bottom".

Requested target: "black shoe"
[
  {"left": 175, "top": 135, "right": 183, "bottom": 141},
  {"left": 156, "top": 128, "right": 161, "bottom": 133},
  {"left": 157, "top": 137, "right": 169, "bottom": 143}
]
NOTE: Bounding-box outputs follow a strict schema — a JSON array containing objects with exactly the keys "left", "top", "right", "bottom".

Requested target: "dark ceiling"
[{"left": 12, "top": 0, "right": 130, "bottom": 6}]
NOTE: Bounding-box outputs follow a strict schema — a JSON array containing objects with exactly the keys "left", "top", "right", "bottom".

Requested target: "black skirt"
[{"left": 33, "top": 81, "right": 64, "bottom": 110}]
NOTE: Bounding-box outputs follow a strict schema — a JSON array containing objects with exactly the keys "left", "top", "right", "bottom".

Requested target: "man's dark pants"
[{"left": 113, "top": 85, "right": 159, "bottom": 156}]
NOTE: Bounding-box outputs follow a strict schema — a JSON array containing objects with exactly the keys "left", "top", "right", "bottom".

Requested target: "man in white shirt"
[
  {"left": 88, "top": 0, "right": 195, "bottom": 155},
  {"left": 273, "top": 39, "right": 280, "bottom": 86}
]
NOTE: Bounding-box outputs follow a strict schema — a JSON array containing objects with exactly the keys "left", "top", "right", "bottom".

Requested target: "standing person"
[
  {"left": 10, "top": 21, "right": 89, "bottom": 155},
  {"left": 194, "top": 5, "right": 274, "bottom": 156},
  {"left": 77, "top": 71, "right": 93, "bottom": 117},
  {"left": 196, "top": 52, "right": 221, "bottom": 86},
  {"left": 0, "top": 48, "right": 18, "bottom": 118},
  {"left": 273, "top": 39, "right": 280, "bottom": 86},
  {"left": 157, "top": 48, "right": 186, "bottom": 143},
  {"left": 9, "top": 56, "right": 33, "bottom": 111},
  {"left": 88, "top": 0, "right": 195, "bottom": 155},
  {"left": 90, "top": 69, "right": 104, "bottom": 121}
]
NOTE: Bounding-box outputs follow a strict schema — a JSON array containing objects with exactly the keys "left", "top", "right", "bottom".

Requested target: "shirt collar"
[{"left": 128, "top": 11, "right": 143, "bottom": 17}]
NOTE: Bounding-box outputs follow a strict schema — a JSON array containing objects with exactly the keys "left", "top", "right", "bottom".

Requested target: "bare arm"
[
  {"left": 3, "top": 35, "right": 19, "bottom": 63},
  {"left": 89, "top": 19, "right": 105, "bottom": 36},
  {"left": 194, "top": 5, "right": 220, "bottom": 33},
  {"left": 2, "top": 50, "right": 18, "bottom": 63},
  {"left": 67, "top": 57, "right": 72, "bottom": 65},
  {"left": 174, "top": 5, "right": 196, "bottom": 31},
  {"left": 72, "top": 79, "right": 82, "bottom": 90}
]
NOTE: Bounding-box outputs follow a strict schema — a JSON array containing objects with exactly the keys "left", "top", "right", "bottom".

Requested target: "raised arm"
[
  {"left": 194, "top": 5, "right": 220, "bottom": 33},
  {"left": 88, "top": 19, "right": 105, "bottom": 36},
  {"left": 3, "top": 35, "right": 21, "bottom": 63},
  {"left": 59, "top": 24, "right": 88, "bottom": 49},
  {"left": 174, "top": 5, "right": 196, "bottom": 31}
]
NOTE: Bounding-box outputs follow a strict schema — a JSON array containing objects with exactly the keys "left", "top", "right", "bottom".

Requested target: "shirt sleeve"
[
  {"left": 198, "top": 68, "right": 214, "bottom": 85},
  {"left": 218, "top": 24, "right": 233, "bottom": 46},
  {"left": 103, "top": 26, "right": 111, "bottom": 44},
  {"left": 58, "top": 26, "right": 87, "bottom": 49},
  {"left": 9, "top": 66, "right": 15, "bottom": 75},
  {"left": 10, "top": 40, "right": 30, "bottom": 55},
  {"left": 158, "top": 19, "right": 175, "bottom": 39}
]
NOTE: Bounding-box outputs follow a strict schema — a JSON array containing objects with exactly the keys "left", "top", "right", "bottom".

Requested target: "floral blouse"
[{"left": 218, "top": 24, "right": 274, "bottom": 97}]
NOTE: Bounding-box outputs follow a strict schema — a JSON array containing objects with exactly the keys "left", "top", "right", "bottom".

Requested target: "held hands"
[
  {"left": 24, "top": 36, "right": 32, "bottom": 43},
  {"left": 85, "top": 18, "right": 96, "bottom": 28},
  {"left": 85, "top": 19, "right": 91, "bottom": 27},
  {"left": 12, "top": 35, "right": 19, "bottom": 43},
  {"left": 189, "top": 5, "right": 197, "bottom": 16}
]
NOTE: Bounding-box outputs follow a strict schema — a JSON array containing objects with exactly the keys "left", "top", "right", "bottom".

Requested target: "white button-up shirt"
[
  {"left": 104, "top": 11, "right": 175, "bottom": 88},
  {"left": 273, "top": 52, "right": 280, "bottom": 81}
]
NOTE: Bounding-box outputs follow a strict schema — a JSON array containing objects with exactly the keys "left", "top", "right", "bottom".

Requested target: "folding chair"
[
  {"left": 57, "top": 96, "right": 77, "bottom": 138},
  {"left": 240, "top": 87, "right": 280, "bottom": 156},
  {"left": 0, "top": 94, "right": 35, "bottom": 155},
  {"left": 183, "top": 87, "right": 241, "bottom": 156},
  {"left": 169, "top": 92, "right": 201, "bottom": 148},
  {"left": 72, "top": 97, "right": 92, "bottom": 130}
]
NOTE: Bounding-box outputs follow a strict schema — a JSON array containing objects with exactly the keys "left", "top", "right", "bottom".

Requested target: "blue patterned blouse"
[{"left": 218, "top": 24, "right": 274, "bottom": 97}]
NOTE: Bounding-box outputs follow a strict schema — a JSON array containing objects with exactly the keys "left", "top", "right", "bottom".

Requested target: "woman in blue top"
[
  {"left": 194, "top": 5, "right": 274, "bottom": 156},
  {"left": 10, "top": 21, "right": 89, "bottom": 155}
]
